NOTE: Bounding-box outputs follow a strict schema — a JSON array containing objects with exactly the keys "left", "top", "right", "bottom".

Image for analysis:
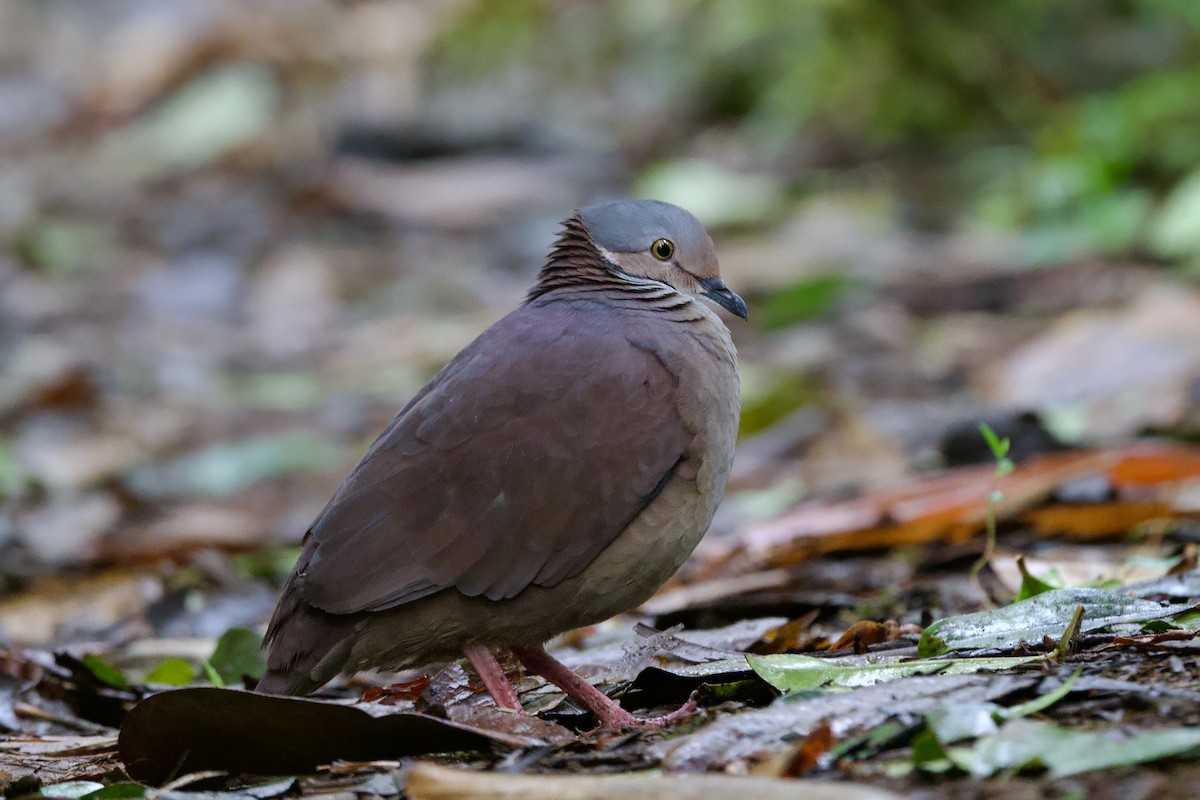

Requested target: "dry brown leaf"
[
  {"left": 831, "top": 620, "right": 902, "bottom": 652},
  {"left": 779, "top": 722, "right": 835, "bottom": 776},
  {"left": 1021, "top": 502, "right": 1174, "bottom": 539},
  {"left": 405, "top": 762, "right": 904, "bottom": 800}
]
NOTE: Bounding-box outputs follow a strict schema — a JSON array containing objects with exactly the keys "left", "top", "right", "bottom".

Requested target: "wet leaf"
[
  {"left": 658, "top": 673, "right": 1037, "bottom": 771},
  {"left": 949, "top": 719, "right": 1200, "bottom": 778},
  {"left": 918, "top": 587, "right": 1182, "bottom": 656},
  {"left": 40, "top": 781, "right": 105, "bottom": 798},
  {"left": 922, "top": 671, "right": 1079, "bottom": 751},
  {"left": 748, "top": 653, "right": 1039, "bottom": 692}
]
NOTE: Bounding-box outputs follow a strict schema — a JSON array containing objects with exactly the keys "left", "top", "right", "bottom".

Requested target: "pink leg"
[
  {"left": 511, "top": 644, "right": 697, "bottom": 729},
  {"left": 462, "top": 642, "right": 523, "bottom": 712}
]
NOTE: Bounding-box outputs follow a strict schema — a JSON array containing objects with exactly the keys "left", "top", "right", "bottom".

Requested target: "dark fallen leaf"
[
  {"left": 1111, "top": 630, "right": 1200, "bottom": 653},
  {"left": 81, "top": 784, "right": 145, "bottom": 800},
  {"left": 363, "top": 675, "right": 431, "bottom": 705},
  {"left": 118, "top": 687, "right": 545, "bottom": 785},
  {"left": 442, "top": 705, "right": 574, "bottom": 743}
]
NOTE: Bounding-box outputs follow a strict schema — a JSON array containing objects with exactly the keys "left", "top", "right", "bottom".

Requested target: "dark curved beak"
[{"left": 699, "top": 276, "right": 748, "bottom": 320}]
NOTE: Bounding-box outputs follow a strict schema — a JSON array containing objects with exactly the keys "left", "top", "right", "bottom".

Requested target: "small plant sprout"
[{"left": 971, "top": 423, "right": 1014, "bottom": 608}]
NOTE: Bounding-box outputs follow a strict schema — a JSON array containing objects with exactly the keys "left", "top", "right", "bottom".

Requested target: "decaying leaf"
[
  {"left": 749, "top": 653, "right": 1041, "bottom": 692},
  {"left": 118, "top": 688, "right": 550, "bottom": 785},
  {"left": 405, "top": 762, "right": 905, "bottom": 800},
  {"left": 918, "top": 586, "right": 1186, "bottom": 656},
  {"left": 948, "top": 719, "right": 1200, "bottom": 778}
]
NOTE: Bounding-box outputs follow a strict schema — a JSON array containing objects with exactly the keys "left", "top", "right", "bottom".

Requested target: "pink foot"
[
  {"left": 462, "top": 642, "right": 523, "bottom": 713},
  {"left": 638, "top": 692, "right": 699, "bottom": 728},
  {"left": 512, "top": 644, "right": 699, "bottom": 730}
]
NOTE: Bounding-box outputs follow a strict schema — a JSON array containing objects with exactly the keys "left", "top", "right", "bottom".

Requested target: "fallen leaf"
[
  {"left": 748, "top": 653, "right": 1040, "bottom": 692},
  {"left": 918, "top": 586, "right": 1185, "bottom": 656},
  {"left": 1021, "top": 501, "right": 1172, "bottom": 539},
  {"left": 658, "top": 673, "right": 1035, "bottom": 771},
  {"left": 118, "top": 687, "right": 546, "bottom": 785},
  {"left": 831, "top": 620, "right": 903, "bottom": 651},
  {"left": 949, "top": 719, "right": 1200, "bottom": 778},
  {"left": 778, "top": 722, "right": 835, "bottom": 776},
  {"left": 405, "top": 762, "right": 904, "bottom": 800},
  {"left": 0, "top": 736, "right": 118, "bottom": 785}
]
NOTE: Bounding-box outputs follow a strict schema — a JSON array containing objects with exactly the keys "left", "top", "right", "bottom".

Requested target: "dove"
[{"left": 259, "top": 199, "right": 744, "bottom": 727}]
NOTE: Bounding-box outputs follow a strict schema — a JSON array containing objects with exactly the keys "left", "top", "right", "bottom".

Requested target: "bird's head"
[{"left": 572, "top": 199, "right": 748, "bottom": 320}]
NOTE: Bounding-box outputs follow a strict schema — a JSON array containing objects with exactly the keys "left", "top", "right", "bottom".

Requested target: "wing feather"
[{"left": 299, "top": 302, "right": 692, "bottom": 614}]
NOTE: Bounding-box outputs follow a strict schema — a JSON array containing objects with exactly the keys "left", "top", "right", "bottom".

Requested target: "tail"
[{"left": 257, "top": 541, "right": 358, "bottom": 695}]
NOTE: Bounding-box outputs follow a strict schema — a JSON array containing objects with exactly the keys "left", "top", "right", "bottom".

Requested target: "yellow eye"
[{"left": 651, "top": 238, "right": 675, "bottom": 261}]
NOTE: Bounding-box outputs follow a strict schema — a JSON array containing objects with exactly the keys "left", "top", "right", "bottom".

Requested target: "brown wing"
[{"left": 297, "top": 301, "right": 692, "bottom": 614}]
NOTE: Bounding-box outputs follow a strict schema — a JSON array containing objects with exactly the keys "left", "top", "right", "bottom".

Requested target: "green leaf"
[
  {"left": 202, "top": 660, "right": 225, "bottom": 688},
  {"left": 103, "top": 64, "right": 279, "bottom": 176},
  {"left": 82, "top": 785, "right": 146, "bottom": 800},
  {"left": 1015, "top": 563, "right": 1062, "bottom": 601},
  {"left": 924, "top": 669, "right": 1080, "bottom": 751},
  {"left": 634, "top": 158, "right": 785, "bottom": 229},
  {"left": 918, "top": 587, "right": 1182, "bottom": 656},
  {"left": 911, "top": 726, "right": 953, "bottom": 773},
  {"left": 1151, "top": 169, "right": 1200, "bottom": 261},
  {"left": 926, "top": 702, "right": 1002, "bottom": 745},
  {"left": 1001, "top": 670, "right": 1080, "bottom": 720},
  {"left": 143, "top": 657, "right": 195, "bottom": 686},
  {"left": 208, "top": 627, "right": 266, "bottom": 685},
  {"left": 747, "top": 653, "right": 1039, "bottom": 692},
  {"left": 977, "top": 423, "right": 1014, "bottom": 476},
  {"left": 757, "top": 276, "right": 855, "bottom": 330},
  {"left": 229, "top": 546, "right": 302, "bottom": 582},
  {"left": 80, "top": 654, "right": 128, "bottom": 689},
  {"left": 950, "top": 719, "right": 1200, "bottom": 778}
]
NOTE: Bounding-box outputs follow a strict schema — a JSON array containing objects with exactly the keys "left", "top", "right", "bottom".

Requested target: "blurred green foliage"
[
  {"left": 739, "top": 374, "right": 818, "bottom": 435},
  {"left": 208, "top": 626, "right": 267, "bottom": 685},
  {"left": 756, "top": 275, "right": 856, "bottom": 330},
  {"left": 436, "top": 0, "right": 1200, "bottom": 264},
  {"left": 143, "top": 656, "right": 196, "bottom": 687},
  {"left": 80, "top": 653, "right": 129, "bottom": 689}
]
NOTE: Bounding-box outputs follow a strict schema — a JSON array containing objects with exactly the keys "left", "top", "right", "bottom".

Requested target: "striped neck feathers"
[{"left": 527, "top": 214, "right": 678, "bottom": 304}]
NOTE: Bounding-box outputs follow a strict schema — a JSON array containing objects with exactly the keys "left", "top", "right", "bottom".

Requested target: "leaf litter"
[{"left": 4, "top": 5, "right": 1200, "bottom": 797}]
